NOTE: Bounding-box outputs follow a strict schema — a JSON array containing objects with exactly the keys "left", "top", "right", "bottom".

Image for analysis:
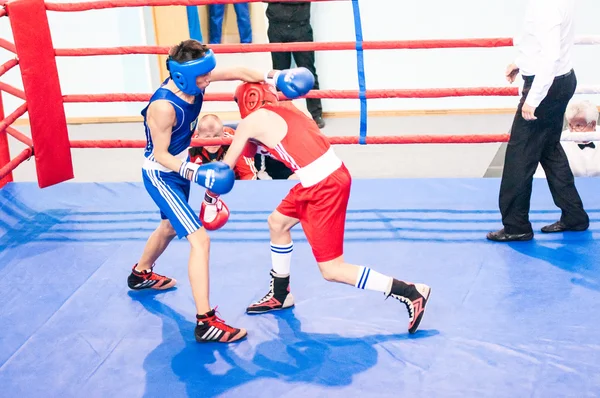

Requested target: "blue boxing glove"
[
  {"left": 266, "top": 67, "right": 314, "bottom": 99},
  {"left": 179, "top": 161, "right": 234, "bottom": 195}
]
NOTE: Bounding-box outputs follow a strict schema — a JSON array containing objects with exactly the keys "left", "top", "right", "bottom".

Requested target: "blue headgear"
[{"left": 166, "top": 49, "right": 216, "bottom": 96}]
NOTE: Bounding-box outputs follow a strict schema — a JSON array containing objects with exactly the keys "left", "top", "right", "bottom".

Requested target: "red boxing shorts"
[{"left": 276, "top": 164, "right": 351, "bottom": 262}]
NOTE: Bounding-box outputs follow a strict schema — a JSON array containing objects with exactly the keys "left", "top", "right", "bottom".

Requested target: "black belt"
[{"left": 522, "top": 69, "right": 573, "bottom": 83}]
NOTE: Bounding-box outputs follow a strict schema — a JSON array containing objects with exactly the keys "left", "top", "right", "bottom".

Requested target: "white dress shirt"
[
  {"left": 534, "top": 130, "right": 600, "bottom": 178},
  {"left": 514, "top": 0, "right": 575, "bottom": 108}
]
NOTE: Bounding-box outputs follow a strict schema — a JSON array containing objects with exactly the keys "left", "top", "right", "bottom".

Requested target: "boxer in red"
[{"left": 219, "top": 80, "right": 431, "bottom": 334}]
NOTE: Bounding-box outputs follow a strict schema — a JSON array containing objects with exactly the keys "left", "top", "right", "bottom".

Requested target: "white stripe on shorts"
[
  {"left": 155, "top": 171, "right": 200, "bottom": 231},
  {"left": 145, "top": 169, "right": 198, "bottom": 235}
]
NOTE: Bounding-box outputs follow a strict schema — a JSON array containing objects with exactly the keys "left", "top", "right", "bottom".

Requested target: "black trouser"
[
  {"left": 267, "top": 21, "right": 322, "bottom": 119},
  {"left": 499, "top": 70, "right": 589, "bottom": 234}
]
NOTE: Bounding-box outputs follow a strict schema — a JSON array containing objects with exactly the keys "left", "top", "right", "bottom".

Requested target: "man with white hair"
[{"left": 535, "top": 100, "right": 600, "bottom": 178}]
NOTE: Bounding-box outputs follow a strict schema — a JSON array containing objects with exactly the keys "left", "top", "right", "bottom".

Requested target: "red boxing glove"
[
  {"left": 242, "top": 141, "right": 257, "bottom": 158},
  {"left": 200, "top": 191, "right": 230, "bottom": 231}
]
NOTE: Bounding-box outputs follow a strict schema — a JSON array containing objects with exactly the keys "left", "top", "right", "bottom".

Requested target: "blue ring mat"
[{"left": 1, "top": 178, "right": 599, "bottom": 397}]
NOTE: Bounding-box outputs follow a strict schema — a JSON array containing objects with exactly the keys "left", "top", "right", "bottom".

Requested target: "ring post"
[{"left": 7, "top": 0, "right": 74, "bottom": 188}]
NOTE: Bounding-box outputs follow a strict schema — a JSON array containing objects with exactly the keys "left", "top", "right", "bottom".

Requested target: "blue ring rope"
[
  {"left": 186, "top": 6, "right": 203, "bottom": 42},
  {"left": 351, "top": 0, "right": 367, "bottom": 144}
]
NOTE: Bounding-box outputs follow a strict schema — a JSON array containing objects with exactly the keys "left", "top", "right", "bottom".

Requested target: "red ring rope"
[
  {"left": 69, "top": 134, "right": 511, "bottom": 148},
  {"left": 1, "top": 0, "right": 597, "bottom": 187},
  {"left": 0, "top": 103, "right": 28, "bottom": 133},
  {"left": 45, "top": 0, "right": 340, "bottom": 12},
  {"left": 54, "top": 38, "right": 515, "bottom": 56},
  {"left": 5, "top": 126, "right": 33, "bottom": 147},
  {"left": 0, "top": 82, "right": 26, "bottom": 100},
  {"left": 62, "top": 87, "right": 518, "bottom": 103},
  {"left": 0, "top": 147, "right": 32, "bottom": 182},
  {"left": 0, "top": 38, "right": 16, "bottom": 53},
  {"left": 0, "top": 59, "right": 18, "bottom": 77}
]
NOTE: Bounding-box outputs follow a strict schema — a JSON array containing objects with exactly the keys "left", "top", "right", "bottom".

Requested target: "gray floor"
[{"left": 8, "top": 113, "right": 515, "bottom": 182}]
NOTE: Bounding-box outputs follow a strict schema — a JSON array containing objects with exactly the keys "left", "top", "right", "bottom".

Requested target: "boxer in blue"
[{"left": 127, "top": 39, "right": 313, "bottom": 343}]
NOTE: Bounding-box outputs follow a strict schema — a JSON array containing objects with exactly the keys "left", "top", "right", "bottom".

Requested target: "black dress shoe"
[
  {"left": 486, "top": 228, "right": 533, "bottom": 242},
  {"left": 313, "top": 116, "right": 325, "bottom": 129},
  {"left": 541, "top": 221, "right": 589, "bottom": 233}
]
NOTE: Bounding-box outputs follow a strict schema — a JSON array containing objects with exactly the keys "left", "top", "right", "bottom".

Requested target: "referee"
[{"left": 487, "top": 0, "right": 589, "bottom": 242}]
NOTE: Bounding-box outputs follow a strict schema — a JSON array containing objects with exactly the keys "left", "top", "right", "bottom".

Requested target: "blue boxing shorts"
[{"left": 142, "top": 168, "right": 201, "bottom": 238}]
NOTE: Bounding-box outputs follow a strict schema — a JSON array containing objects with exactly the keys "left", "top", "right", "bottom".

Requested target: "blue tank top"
[{"left": 142, "top": 79, "right": 204, "bottom": 161}]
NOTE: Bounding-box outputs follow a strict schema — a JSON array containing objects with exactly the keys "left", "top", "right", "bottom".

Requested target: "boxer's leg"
[
  {"left": 136, "top": 219, "right": 177, "bottom": 271},
  {"left": 310, "top": 166, "right": 431, "bottom": 333},
  {"left": 313, "top": 237, "right": 431, "bottom": 333},
  {"left": 267, "top": 184, "right": 302, "bottom": 277},
  {"left": 128, "top": 169, "right": 201, "bottom": 290},
  {"left": 138, "top": 169, "right": 246, "bottom": 343},
  {"left": 141, "top": 171, "right": 208, "bottom": 309},
  {"left": 268, "top": 209, "right": 299, "bottom": 274},
  {"left": 186, "top": 226, "right": 246, "bottom": 343},
  {"left": 316, "top": 253, "right": 430, "bottom": 333},
  {"left": 246, "top": 187, "right": 300, "bottom": 314},
  {"left": 185, "top": 227, "right": 211, "bottom": 315}
]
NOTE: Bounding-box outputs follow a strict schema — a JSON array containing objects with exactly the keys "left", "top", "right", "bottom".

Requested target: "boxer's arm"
[
  {"left": 222, "top": 118, "right": 255, "bottom": 169},
  {"left": 147, "top": 100, "right": 184, "bottom": 173},
  {"left": 148, "top": 102, "right": 233, "bottom": 193},
  {"left": 222, "top": 126, "right": 257, "bottom": 179},
  {"left": 222, "top": 108, "right": 274, "bottom": 169},
  {"left": 224, "top": 109, "right": 289, "bottom": 169},
  {"left": 210, "top": 67, "right": 264, "bottom": 83}
]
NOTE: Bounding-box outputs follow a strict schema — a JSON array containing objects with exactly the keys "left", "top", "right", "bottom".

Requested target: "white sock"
[
  {"left": 271, "top": 241, "right": 293, "bottom": 275},
  {"left": 355, "top": 266, "right": 393, "bottom": 293}
]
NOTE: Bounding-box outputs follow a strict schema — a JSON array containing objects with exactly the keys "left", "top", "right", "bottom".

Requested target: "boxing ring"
[{"left": 1, "top": 0, "right": 600, "bottom": 397}]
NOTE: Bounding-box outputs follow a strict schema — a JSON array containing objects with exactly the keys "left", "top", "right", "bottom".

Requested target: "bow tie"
[{"left": 578, "top": 142, "right": 596, "bottom": 150}]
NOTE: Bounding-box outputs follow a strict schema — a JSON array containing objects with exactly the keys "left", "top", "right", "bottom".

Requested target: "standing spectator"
[
  {"left": 265, "top": 1, "right": 325, "bottom": 129},
  {"left": 535, "top": 100, "right": 600, "bottom": 178},
  {"left": 209, "top": 4, "right": 252, "bottom": 44},
  {"left": 487, "top": 0, "right": 589, "bottom": 242}
]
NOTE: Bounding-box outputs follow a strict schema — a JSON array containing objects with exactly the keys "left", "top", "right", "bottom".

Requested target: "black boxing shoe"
[
  {"left": 127, "top": 264, "right": 177, "bottom": 290},
  {"left": 195, "top": 308, "right": 247, "bottom": 343},
  {"left": 246, "top": 270, "right": 295, "bottom": 314},
  {"left": 386, "top": 279, "right": 431, "bottom": 334}
]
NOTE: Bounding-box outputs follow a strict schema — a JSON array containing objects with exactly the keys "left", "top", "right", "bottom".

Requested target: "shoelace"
[
  {"left": 255, "top": 279, "right": 275, "bottom": 304},
  {"left": 148, "top": 271, "right": 169, "bottom": 280},
  {"left": 148, "top": 271, "right": 169, "bottom": 281},
  {"left": 137, "top": 265, "right": 168, "bottom": 281},
  {"left": 387, "top": 293, "right": 414, "bottom": 319},
  {"left": 210, "top": 307, "right": 235, "bottom": 333}
]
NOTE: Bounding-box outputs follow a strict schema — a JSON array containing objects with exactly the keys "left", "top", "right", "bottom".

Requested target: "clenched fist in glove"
[
  {"left": 179, "top": 161, "right": 234, "bottom": 195},
  {"left": 265, "top": 67, "right": 314, "bottom": 99},
  {"left": 200, "top": 191, "right": 230, "bottom": 231}
]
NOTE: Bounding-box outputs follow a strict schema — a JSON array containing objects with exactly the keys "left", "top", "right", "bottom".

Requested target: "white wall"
[
  {"left": 0, "top": 1, "right": 155, "bottom": 119},
  {"left": 1, "top": 0, "right": 600, "bottom": 119}
]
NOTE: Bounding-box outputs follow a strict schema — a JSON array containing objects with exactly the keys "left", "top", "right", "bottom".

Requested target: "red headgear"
[{"left": 234, "top": 82, "right": 279, "bottom": 119}]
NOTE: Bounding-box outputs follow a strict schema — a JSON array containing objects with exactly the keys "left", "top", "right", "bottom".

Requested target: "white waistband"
[
  {"left": 142, "top": 149, "right": 189, "bottom": 172},
  {"left": 294, "top": 147, "right": 342, "bottom": 188}
]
